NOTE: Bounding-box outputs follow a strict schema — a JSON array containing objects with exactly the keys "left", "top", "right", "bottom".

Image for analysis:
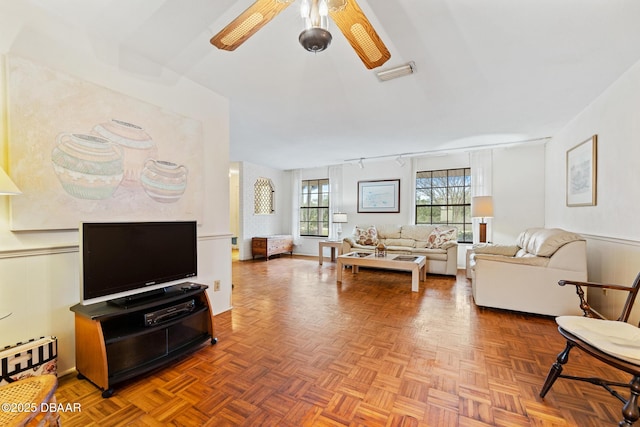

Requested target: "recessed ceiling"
[{"left": 10, "top": 0, "right": 640, "bottom": 170}]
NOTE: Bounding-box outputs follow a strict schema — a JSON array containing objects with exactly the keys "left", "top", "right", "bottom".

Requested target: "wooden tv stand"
[{"left": 70, "top": 283, "right": 217, "bottom": 398}]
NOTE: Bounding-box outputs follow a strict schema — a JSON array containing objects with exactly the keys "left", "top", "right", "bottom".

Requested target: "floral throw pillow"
[
  {"left": 354, "top": 226, "right": 378, "bottom": 246},
  {"left": 425, "top": 226, "right": 457, "bottom": 248}
]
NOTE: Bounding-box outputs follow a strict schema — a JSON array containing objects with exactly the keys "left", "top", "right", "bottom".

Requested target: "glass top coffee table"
[{"left": 336, "top": 252, "right": 427, "bottom": 292}]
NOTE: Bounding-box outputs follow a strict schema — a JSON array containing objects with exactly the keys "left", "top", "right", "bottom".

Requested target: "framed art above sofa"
[{"left": 358, "top": 179, "right": 400, "bottom": 213}]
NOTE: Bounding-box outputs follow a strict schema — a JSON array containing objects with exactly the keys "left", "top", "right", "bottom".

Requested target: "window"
[
  {"left": 254, "top": 178, "right": 274, "bottom": 214},
  {"left": 300, "top": 179, "right": 329, "bottom": 237},
  {"left": 415, "top": 168, "right": 472, "bottom": 242}
]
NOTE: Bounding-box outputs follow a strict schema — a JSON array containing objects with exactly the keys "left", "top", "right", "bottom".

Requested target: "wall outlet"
[{"left": 214, "top": 280, "right": 221, "bottom": 292}]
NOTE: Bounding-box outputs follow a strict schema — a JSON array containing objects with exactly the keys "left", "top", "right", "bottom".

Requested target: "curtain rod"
[{"left": 343, "top": 136, "right": 551, "bottom": 163}]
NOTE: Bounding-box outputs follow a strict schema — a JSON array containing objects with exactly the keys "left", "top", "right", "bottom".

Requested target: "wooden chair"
[
  {"left": 540, "top": 272, "right": 640, "bottom": 426},
  {"left": 0, "top": 374, "right": 59, "bottom": 426}
]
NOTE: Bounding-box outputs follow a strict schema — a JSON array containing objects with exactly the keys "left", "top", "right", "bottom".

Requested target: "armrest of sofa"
[
  {"left": 472, "top": 253, "right": 549, "bottom": 267},
  {"left": 472, "top": 244, "right": 519, "bottom": 256},
  {"left": 342, "top": 237, "right": 356, "bottom": 254},
  {"left": 547, "top": 240, "right": 587, "bottom": 271},
  {"left": 441, "top": 241, "right": 458, "bottom": 250}
]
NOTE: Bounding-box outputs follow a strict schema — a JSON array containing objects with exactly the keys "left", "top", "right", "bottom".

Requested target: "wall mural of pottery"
[
  {"left": 92, "top": 119, "right": 157, "bottom": 185},
  {"left": 51, "top": 133, "right": 124, "bottom": 200},
  {"left": 141, "top": 159, "right": 188, "bottom": 203},
  {"left": 7, "top": 56, "right": 204, "bottom": 231},
  {"left": 53, "top": 120, "right": 189, "bottom": 204}
]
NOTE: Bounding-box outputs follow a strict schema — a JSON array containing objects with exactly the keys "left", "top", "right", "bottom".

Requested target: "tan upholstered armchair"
[{"left": 469, "top": 228, "right": 588, "bottom": 316}]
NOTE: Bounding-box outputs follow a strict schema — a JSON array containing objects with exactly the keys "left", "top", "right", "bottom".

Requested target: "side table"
[
  {"left": 319, "top": 240, "right": 343, "bottom": 265},
  {"left": 466, "top": 247, "right": 473, "bottom": 279}
]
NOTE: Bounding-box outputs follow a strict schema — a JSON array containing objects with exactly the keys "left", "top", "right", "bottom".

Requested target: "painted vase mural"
[
  {"left": 51, "top": 133, "right": 124, "bottom": 199},
  {"left": 141, "top": 159, "right": 188, "bottom": 203},
  {"left": 92, "top": 119, "right": 157, "bottom": 185}
]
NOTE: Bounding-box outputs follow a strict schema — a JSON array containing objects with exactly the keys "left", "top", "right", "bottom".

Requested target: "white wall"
[
  {"left": 292, "top": 148, "right": 546, "bottom": 268},
  {"left": 492, "top": 143, "right": 546, "bottom": 243},
  {"left": 238, "top": 161, "right": 291, "bottom": 260},
  {"left": 0, "top": 4, "right": 231, "bottom": 375},
  {"left": 545, "top": 58, "right": 640, "bottom": 325},
  {"left": 230, "top": 163, "right": 240, "bottom": 248}
]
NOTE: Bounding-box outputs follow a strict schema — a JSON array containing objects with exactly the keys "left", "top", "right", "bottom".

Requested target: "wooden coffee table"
[{"left": 336, "top": 252, "right": 427, "bottom": 292}]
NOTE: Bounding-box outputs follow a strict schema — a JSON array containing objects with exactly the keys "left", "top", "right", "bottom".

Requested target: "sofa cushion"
[
  {"left": 517, "top": 228, "right": 585, "bottom": 257},
  {"left": 401, "top": 225, "right": 436, "bottom": 241},
  {"left": 354, "top": 225, "right": 378, "bottom": 245},
  {"left": 383, "top": 238, "right": 416, "bottom": 248},
  {"left": 412, "top": 248, "right": 448, "bottom": 260},
  {"left": 424, "top": 226, "right": 457, "bottom": 249},
  {"left": 384, "top": 246, "right": 413, "bottom": 254},
  {"left": 473, "top": 243, "right": 520, "bottom": 257},
  {"left": 375, "top": 224, "right": 402, "bottom": 239},
  {"left": 348, "top": 243, "right": 374, "bottom": 251},
  {"left": 473, "top": 253, "right": 550, "bottom": 267}
]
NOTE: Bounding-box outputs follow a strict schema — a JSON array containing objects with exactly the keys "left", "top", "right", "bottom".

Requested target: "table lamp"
[
  {"left": 471, "top": 196, "right": 493, "bottom": 243},
  {"left": 332, "top": 212, "right": 348, "bottom": 241}
]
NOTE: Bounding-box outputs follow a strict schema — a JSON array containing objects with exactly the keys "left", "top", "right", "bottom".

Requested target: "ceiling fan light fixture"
[
  {"left": 376, "top": 61, "right": 416, "bottom": 82},
  {"left": 299, "top": 27, "right": 332, "bottom": 52},
  {"left": 299, "top": 0, "right": 332, "bottom": 53}
]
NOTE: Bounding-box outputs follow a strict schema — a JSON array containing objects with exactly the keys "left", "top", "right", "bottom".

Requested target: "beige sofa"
[
  {"left": 469, "top": 227, "right": 587, "bottom": 316},
  {"left": 341, "top": 224, "right": 458, "bottom": 276}
]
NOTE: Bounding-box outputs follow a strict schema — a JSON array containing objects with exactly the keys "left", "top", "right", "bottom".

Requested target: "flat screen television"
[{"left": 80, "top": 221, "right": 197, "bottom": 306}]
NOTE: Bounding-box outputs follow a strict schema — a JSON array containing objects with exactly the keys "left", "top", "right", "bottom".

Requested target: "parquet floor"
[{"left": 56, "top": 255, "right": 630, "bottom": 426}]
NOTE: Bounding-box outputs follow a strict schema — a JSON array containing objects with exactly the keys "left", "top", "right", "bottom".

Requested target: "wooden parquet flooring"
[{"left": 56, "top": 256, "right": 630, "bottom": 426}]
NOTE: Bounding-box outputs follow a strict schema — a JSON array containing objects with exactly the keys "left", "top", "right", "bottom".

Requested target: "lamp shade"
[
  {"left": 0, "top": 168, "right": 21, "bottom": 195},
  {"left": 471, "top": 196, "right": 493, "bottom": 218},
  {"left": 333, "top": 213, "right": 348, "bottom": 223}
]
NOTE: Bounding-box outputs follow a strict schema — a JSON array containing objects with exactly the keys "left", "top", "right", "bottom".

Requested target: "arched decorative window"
[{"left": 254, "top": 177, "right": 274, "bottom": 215}]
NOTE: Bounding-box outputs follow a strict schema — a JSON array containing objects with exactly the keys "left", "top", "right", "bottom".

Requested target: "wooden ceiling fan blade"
[
  {"left": 328, "top": 0, "right": 391, "bottom": 69},
  {"left": 211, "top": 0, "right": 295, "bottom": 51}
]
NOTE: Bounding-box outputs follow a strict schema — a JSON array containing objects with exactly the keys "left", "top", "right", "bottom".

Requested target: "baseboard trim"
[{"left": 582, "top": 233, "right": 640, "bottom": 247}]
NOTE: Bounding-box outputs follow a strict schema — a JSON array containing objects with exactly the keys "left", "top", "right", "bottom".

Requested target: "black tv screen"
[{"left": 80, "top": 221, "right": 197, "bottom": 305}]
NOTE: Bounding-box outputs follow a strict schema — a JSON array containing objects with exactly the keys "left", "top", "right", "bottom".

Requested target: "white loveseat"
[
  {"left": 341, "top": 224, "right": 458, "bottom": 276},
  {"left": 470, "top": 227, "right": 587, "bottom": 316}
]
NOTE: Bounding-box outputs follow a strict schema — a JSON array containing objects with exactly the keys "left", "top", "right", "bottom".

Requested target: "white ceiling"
[{"left": 11, "top": 0, "right": 640, "bottom": 170}]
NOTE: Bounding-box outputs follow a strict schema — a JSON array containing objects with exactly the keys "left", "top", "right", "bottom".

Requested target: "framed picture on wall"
[
  {"left": 566, "top": 135, "right": 597, "bottom": 207},
  {"left": 357, "top": 179, "right": 400, "bottom": 213}
]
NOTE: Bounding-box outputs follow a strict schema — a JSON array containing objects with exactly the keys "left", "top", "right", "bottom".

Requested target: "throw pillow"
[
  {"left": 354, "top": 225, "right": 378, "bottom": 246},
  {"left": 425, "top": 226, "right": 457, "bottom": 249}
]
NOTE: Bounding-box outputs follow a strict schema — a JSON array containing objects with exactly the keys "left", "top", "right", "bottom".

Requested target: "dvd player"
[{"left": 144, "top": 299, "right": 195, "bottom": 326}]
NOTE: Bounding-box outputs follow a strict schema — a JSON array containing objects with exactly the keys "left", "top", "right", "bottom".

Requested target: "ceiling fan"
[{"left": 210, "top": 0, "right": 391, "bottom": 69}]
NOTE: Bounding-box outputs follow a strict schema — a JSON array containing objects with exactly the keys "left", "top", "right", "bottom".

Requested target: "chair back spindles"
[{"left": 618, "top": 271, "right": 640, "bottom": 323}]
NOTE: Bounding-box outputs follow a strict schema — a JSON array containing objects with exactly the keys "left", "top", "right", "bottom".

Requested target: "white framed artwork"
[{"left": 566, "top": 135, "right": 597, "bottom": 207}]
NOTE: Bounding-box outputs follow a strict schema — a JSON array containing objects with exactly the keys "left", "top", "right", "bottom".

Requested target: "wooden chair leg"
[
  {"left": 620, "top": 376, "right": 640, "bottom": 427},
  {"left": 540, "top": 341, "right": 575, "bottom": 398}
]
